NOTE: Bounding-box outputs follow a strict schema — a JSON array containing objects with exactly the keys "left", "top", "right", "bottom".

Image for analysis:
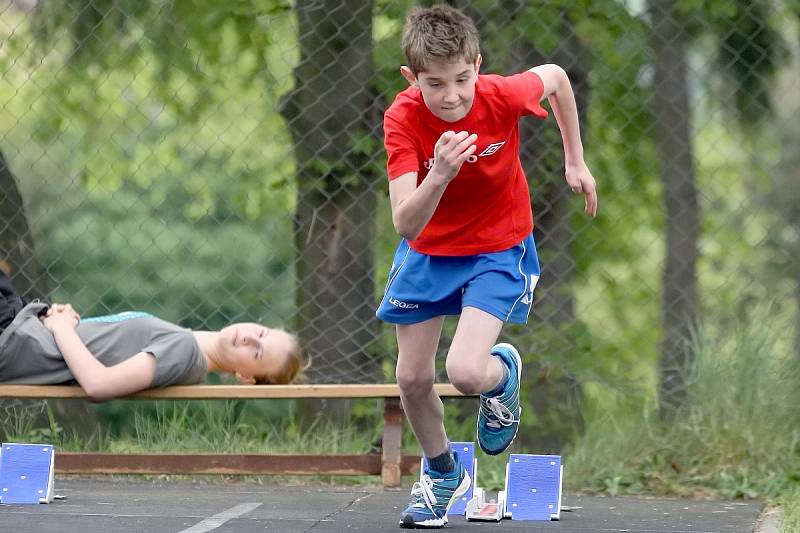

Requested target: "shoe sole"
[
  {"left": 398, "top": 469, "right": 472, "bottom": 529},
  {"left": 477, "top": 343, "right": 522, "bottom": 456}
]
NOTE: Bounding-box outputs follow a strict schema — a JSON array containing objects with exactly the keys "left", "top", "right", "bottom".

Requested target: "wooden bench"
[{"left": 0, "top": 383, "right": 469, "bottom": 487}]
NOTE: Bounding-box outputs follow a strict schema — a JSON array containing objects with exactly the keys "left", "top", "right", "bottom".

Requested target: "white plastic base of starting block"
[
  {"left": 0, "top": 442, "right": 55, "bottom": 504},
  {"left": 466, "top": 487, "right": 507, "bottom": 521}
]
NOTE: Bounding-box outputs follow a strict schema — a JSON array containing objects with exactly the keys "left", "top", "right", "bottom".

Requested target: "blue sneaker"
[
  {"left": 399, "top": 452, "right": 471, "bottom": 529},
  {"left": 477, "top": 343, "right": 522, "bottom": 455}
]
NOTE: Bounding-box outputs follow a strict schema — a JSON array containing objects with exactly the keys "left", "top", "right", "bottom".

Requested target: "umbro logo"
[
  {"left": 478, "top": 141, "right": 505, "bottom": 157},
  {"left": 423, "top": 140, "right": 506, "bottom": 169}
]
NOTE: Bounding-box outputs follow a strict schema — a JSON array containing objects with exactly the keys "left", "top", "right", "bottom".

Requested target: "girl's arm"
[{"left": 43, "top": 304, "right": 156, "bottom": 401}]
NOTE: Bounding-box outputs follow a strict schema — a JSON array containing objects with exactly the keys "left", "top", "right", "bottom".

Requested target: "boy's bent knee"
[{"left": 446, "top": 363, "right": 487, "bottom": 395}]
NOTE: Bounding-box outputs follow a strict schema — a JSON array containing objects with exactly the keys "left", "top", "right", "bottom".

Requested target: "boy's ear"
[
  {"left": 400, "top": 66, "right": 417, "bottom": 87},
  {"left": 474, "top": 54, "right": 483, "bottom": 72},
  {"left": 235, "top": 372, "right": 256, "bottom": 385}
]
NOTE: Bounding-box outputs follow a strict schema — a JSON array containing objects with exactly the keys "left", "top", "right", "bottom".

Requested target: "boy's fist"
[{"left": 430, "top": 130, "right": 478, "bottom": 184}]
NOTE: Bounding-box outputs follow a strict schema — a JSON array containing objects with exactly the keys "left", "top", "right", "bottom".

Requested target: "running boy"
[{"left": 376, "top": 5, "right": 598, "bottom": 529}]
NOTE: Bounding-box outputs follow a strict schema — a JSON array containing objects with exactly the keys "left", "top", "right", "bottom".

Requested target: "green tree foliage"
[
  {"left": 680, "top": 0, "right": 788, "bottom": 124},
  {"left": 3, "top": 1, "right": 299, "bottom": 328}
]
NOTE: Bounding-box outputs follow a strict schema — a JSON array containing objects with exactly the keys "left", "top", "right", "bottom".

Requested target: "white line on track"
[{"left": 177, "top": 502, "right": 262, "bottom": 533}]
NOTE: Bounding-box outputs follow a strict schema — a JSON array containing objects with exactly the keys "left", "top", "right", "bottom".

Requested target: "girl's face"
[{"left": 218, "top": 323, "right": 295, "bottom": 383}]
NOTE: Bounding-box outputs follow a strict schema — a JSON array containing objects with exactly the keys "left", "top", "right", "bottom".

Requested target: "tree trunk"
[
  {"left": 281, "top": 0, "right": 381, "bottom": 420},
  {"left": 1, "top": 150, "right": 100, "bottom": 439},
  {"left": 0, "top": 150, "right": 46, "bottom": 300},
  {"left": 649, "top": 0, "right": 700, "bottom": 414}
]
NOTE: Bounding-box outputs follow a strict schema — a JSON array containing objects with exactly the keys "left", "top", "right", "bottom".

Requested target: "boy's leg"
[
  {"left": 396, "top": 317, "right": 471, "bottom": 529},
  {"left": 445, "top": 306, "right": 522, "bottom": 456},
  {"left": 396, "top": 317, "right": 447, "bottom": 458},
  {"left": 444, "top": 307, "right": 505, "bottom": 395}
]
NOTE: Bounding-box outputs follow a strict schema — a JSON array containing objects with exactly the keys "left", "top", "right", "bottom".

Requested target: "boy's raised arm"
[{"left": 529, "top": 64, "right": 598, "bottom": 217}]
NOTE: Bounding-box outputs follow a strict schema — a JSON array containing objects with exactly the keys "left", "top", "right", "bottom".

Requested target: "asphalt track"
[{"left": 0, "top": 477, "right": 764, "bottom": 532}]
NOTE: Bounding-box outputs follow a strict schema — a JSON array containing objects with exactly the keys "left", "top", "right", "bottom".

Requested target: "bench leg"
[{"left": 381, "top": 397, "right": 403, "bottom": 488}]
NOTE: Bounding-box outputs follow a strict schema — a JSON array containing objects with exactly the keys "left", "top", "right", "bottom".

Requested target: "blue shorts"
[{"left": 376, "top": 234, "right": 540, "bottom": 325}]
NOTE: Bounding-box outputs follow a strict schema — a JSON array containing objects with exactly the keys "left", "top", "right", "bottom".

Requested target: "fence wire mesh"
[{"left": 0, "top": 0, "right": 797, "bottom": 422}]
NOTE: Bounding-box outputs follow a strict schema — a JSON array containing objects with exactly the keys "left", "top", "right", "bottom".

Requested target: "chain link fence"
[{"left": 0, "top": 0, "right": 798, "bottom": 428}]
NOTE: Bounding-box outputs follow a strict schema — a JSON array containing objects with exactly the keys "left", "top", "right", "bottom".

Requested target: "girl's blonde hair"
[{"left": 254, "top": 332, "right": 308, "bottom": 384}]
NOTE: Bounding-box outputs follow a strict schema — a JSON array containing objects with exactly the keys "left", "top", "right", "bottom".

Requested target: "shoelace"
[
  {"left": 480, "top": 396, "right": 518, "bottom": 429},
  {"left": 410, "top": 474, "right": 438, "bottom": 512}
]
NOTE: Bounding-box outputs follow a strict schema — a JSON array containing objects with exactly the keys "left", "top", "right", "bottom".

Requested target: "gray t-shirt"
[{"left": 0, "top": 303, "right": 206, "bottom": 387}]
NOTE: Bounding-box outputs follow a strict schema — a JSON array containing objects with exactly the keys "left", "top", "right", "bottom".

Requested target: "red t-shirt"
[{"left": 384, "top": 71, "right": 548, "bottom": 256}]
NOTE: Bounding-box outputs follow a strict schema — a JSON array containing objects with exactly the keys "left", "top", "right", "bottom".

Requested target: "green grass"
[
  {"left": 778, "top": 488, "right": 800, "bottom": 532},
  {"left": 566, "top": 305, "right": 800, "bottom": 503},
  {"left": 3, "top": 397, "right": 387, "bottom": 486},
  {"left": 5, "top": 398, "right": 383, "bottom": 455}
]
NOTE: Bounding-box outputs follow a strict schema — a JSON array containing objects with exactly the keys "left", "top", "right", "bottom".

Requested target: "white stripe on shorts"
[
  {"left": 524, "top": 273, "right": 540, "bottom": 321},
  {"left": 506, "top": 239, "right": 539, "bottom": 321}
]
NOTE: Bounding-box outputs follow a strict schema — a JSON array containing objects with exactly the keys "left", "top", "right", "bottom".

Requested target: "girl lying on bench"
[{"left": 0, "top": 271, "right": 304, "bottom": 401}]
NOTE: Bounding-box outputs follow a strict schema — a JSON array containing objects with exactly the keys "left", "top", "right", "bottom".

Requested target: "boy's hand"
[
  {"left": 565, "top": 163, "right": 598, "bottom": 217},
  {"left": 41, "top": 303, "right": 81, "bottom": 332},
  {"left": 429, "top": 130, "right": 478, "bottom": 184}
]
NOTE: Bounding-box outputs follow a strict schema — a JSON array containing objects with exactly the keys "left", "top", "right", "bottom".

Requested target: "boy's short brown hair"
[{"left": 402, "top": 5, "right": 480, "bottom": 75}]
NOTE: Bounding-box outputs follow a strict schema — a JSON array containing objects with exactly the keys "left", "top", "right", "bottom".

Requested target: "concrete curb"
[{"left": 755, "top": 507, "right": 781, "bottom": 533}]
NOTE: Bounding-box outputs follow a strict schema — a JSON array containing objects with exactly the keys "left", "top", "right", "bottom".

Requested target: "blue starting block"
[
  {"left": 467, "top": 453, "right": 563, "bottom": 522},
  {"left": 0, "top": 443, "right": 55, "bottom": 504},
  {"left": 504, "top": 454, "right": 562, "bottom": 520},
  {"left": 420, "top": 441, "right": 475, "bottom": 516}
]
